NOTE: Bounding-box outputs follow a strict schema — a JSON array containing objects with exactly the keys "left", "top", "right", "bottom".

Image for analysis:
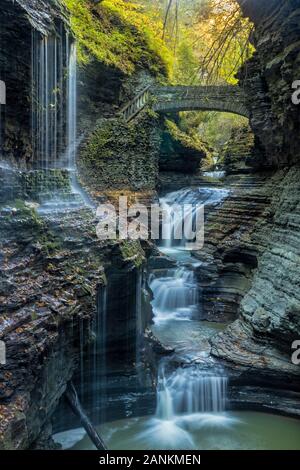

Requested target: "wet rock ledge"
[{"left": 0, "top": 204, "right": 148, "bottom": 449}]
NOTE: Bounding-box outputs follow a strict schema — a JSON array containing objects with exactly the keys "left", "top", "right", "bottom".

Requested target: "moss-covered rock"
[
  {"left": 119, "top": 240, "right": 145, "bottom": 268},
  {"left": 79, "top": 111, "right": 160, "bottom": 191},
  {"left": 63, "top": 0, "right": 172, "bottom": 78},
  {"left": 0, "top": 168, "right": 71, "bottom": 205},
  {"left": 159, "top": 119, "right": 211, "bottom": 173}
]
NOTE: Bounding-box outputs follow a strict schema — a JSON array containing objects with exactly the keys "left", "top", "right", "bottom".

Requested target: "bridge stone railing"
[
  {"left": 119, "top": 85, "right": 151, "bottom": 122},
  {"left": 119, "top": 84, "right": 249, "bottom": 121}
]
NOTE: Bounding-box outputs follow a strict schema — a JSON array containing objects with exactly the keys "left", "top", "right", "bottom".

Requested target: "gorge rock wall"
[
  {"left": 159, "top": 119, "right": 209, "bottom": 174},
  {"left": 222, "top": 126, "right": 255, "bottom": 174},
  {"left": 0, "top": 0, "right": 34, "bottom": 167},
  {"left": 0, "top": 203, "right": 148, "bottom": 449},
  {"left": 196, "top": 172, "right": 273, "bottom": 323},
  {"left": 210, "top": 167, "right": 300, "bottom": 390},
  {"left": 238, "top": 0, "right": 300, "bottom": 168},
  {"left": 0, "top": 205, "right": 103, "bottom": 449},
  {"left": 197, "top": 0, "right": 300, "bottom": 391}
]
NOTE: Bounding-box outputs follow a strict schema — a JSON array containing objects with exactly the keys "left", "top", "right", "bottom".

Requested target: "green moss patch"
[{"left": 63, "top": 0, "right": 172, "bottom": 77}]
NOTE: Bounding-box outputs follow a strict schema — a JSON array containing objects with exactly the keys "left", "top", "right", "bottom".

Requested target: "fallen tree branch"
[{"left": 65, "top": 381, "right": 107, "bottom": 450}]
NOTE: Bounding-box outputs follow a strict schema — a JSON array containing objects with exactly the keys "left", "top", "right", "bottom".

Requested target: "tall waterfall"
[
  {"left": 31, "top": 30, "right": 77, "bottom": 170},
  {"left": 32, "top": 31, "right": 63, "bottom": 168},
  {"left": 156, "top": 365, "right": 227, "bottom": 420},
  {"left": 67, "top": 41, "right": 77, "bottom": 171}
]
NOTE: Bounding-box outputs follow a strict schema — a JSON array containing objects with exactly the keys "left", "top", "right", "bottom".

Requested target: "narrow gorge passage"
[
  {"left": 53, "top": 179, "right": 300, "bottom": 451},
  {"left": 0, "top": 0, "right": 300, "bottom": 455}
]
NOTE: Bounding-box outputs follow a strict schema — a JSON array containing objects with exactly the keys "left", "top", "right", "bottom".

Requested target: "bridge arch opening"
[{"left": 159, "top": 109, "right": 252, "bottom": 176}]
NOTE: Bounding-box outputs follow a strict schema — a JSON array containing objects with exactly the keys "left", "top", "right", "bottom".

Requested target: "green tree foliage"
[
  {"left": 63, "top": 1, "right": 253, "bottom": 84},
  {"left": 64, "top": 1, "right": 253, "bottom": 160},
  {"left": 63, "top": 0, "right": 173, "bottom": 76}
]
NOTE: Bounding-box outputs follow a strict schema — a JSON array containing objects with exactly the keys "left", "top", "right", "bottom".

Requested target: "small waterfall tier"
[
  {"left": 150, "top": 267, "right": 199, "bottom": 324},
  {"left": 160, "top": 186, "right": 229, "bottom": 249},
  {"left": 156, "top": 364, "right": 228, "bottom": 420}
]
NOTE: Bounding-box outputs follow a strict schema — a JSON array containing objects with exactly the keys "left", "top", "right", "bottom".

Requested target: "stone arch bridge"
[{"left": 121, "top": 85, "right": 249, "bottom": 122}]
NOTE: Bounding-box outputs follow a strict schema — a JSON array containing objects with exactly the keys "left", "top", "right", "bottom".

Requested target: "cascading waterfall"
[
  {"left": 203, "top": 170, "right": 225, "bottom": 179},
  {"left": 150, "top": 267, "right": 199, "bottom": 324},
  {"left": 160, "top": 186, "right": 229, "bottom": 249},
  {"left": 150, "top": 186, "right": 229, "bottom": 325},
  {"left": 131, "top": 363, "right": 229, "bottom": 450},
  {"left": 156, "top": 365, "right": 228, "bottom": 420},
  {"left": 149, "top": 185, "right": 230, "bottom": 439}
]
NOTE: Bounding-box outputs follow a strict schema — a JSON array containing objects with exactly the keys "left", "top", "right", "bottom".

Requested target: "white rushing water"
[
  {"left": 150, "top": 267, "right": 199, "bottom": 324},
  {"left": 32, "top": 32, "right": 65, "bottom": 169},
  {"left": 67, "top": 41, "right": 77, "bottom": 171},
  {"left": 150, "top": 186, "right": 229, "bottom": 325},
  {"left": 148, "top": 185, "right": 231, "bottom": 447},
  {"left": 66, "top": 41, "right": 94, "bottom": 208},
  {"left": 160, "top": 187, "right": 229, "bottom": 249},
  {"left": 203, "top": 170, "right": 225, "bottom": 179},
  {"left": 133, "top": 364, "right": 230, "bottom": 450},
  {"left": 32, "top": 33, "right": 94, "bottom": 212},
  {"left": 156, "top": 365, "right": 228, "bottom": 420},
  {"left": 32, "top": 31, "right": 77, "bottom": 170}
]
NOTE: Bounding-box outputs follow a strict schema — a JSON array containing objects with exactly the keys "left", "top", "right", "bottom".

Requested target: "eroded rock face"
[
  {"left": 196, "top": 0, "right": 300, "bottom": 391},
  {"left": 222, "top": 126, "right": 256, "bottom": 174},
  {"left": 238, "top": 0, "right": 300, "bottom": 167},
  {"left": 13, "top": 0, "right": 68, "bottom": 35},
  {"left": 0, "top": 0, "right": 32, "bottom": 166},
  {"left": 195, "top": 172, "right": 273, "bottom": 323},
  {"left": 0, "top": 205, "right": 104, "bottom": 449},
  {"left": 206, "top": 167, "right": 300, "bottom": 389},
  {"left": 0, "top": 202, "right": 149, "bottom": 449}
]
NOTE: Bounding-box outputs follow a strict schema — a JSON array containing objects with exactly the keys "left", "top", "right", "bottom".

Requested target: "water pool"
[{"left": 54, "top": 411, "right": 300, "bottom": 450}]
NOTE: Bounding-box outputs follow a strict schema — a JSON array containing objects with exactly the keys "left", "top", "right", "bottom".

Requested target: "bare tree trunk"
[{"left": 162, "top": 0, "right": 173, "bottom": 40}]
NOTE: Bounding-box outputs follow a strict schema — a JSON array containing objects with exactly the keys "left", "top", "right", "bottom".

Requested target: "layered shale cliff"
[
  {"left": 0, "top": 202, "right": 148, "bottom": 449},
  {"left": 237, "top": 0, "right": 300, "bottom": 167},
  {"left": 196, "top": 0, "right": 300, "bottom": 393},
  {"left": 0, "top": 0, "right": 156, "bottom": 449}
]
